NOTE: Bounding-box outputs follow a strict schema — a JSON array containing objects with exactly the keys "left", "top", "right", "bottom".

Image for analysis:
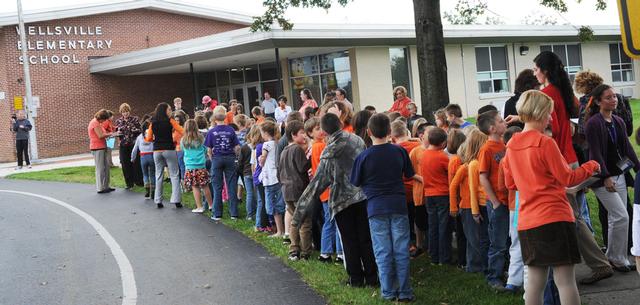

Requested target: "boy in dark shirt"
[
  {"left": 278, "top": 120, "right": 312, "bottom": 260},
  {"left": 351, "top": 113, "right": 421, "bottom": 302}
]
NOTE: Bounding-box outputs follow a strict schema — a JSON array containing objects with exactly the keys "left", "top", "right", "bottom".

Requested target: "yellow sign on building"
[
  {"left": 13, "top": 96, "right": 23, "bottom": 110},
  {"left": 618, "top": 0, "right": 640, "bottom": 59}
]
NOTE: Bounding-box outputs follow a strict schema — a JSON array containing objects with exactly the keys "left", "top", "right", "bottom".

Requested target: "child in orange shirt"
[
  {"left": 446, "top": 129, "right": 467, "bottom": 268},
  {"left": 392, "top": 120, "right": 422, "bottom": 257},
  {"left": 502, "top": 90, "right": 599, "bottom": 305},
  {"left": 421, "top": 127, "right": 451, "bottom": 264},
  {"left": 306, "top": 118, "right": 344, "bottom": 263},
  {"left": 409, "top": 124, "right": 432, "bottom": 257},
  {"left": 462, "top": 128, "right": 489, "bottom": 273},
  {"left": 477, "top": 109, "right": 509, "bottom": 290}
]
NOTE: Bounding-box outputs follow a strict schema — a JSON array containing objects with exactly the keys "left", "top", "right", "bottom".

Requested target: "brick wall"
[{"left": 0, "top": 9, "right": 245, "bottom": 161}]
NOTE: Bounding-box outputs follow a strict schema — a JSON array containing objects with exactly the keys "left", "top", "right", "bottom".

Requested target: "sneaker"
[
  {"left": 282, "top": 236, "right": 291, "bottom": 244},
  {"left": 174, "top": 202, "right": 183, "bottom": 208},
  {"left": 318, "top": 255, "right": 332, "bottom": 263},
  {"left": 230, "top": 216, "right": 238, "bottom": 220},
  {"left": 27, "top": 164, "right": 32, "bottom": 169},
  {"left": 192, "top": 208, "right": 205, "bottom": 213},
  {"left": 579, "top": 267, "right": 614, "bottom": 284},
  {"left": 503, "top": 284, "right": 522, "bottom": 293},
  {"left": 488, "top": 281, "right": 506, "bottom": 292},
  {"left": 397, "top": 296, "right": 416, "bottom": 303},
  {"left": 211, "top": 216, "right": 222, "bottom": 221},
  {"left": 157, "top": 203, "right": 164, "bottom": 208},
  {"left": 144, "top": 188, "right": 150, "bottom": 199},
  {"left": 288, "top": 253, "right": 300, "bottom": 261},
  {"left": 334, "top": 256, "right": 344, "bottom": 265},
  {"left": 246, "top": 216, "right": 253, "bottom": 221},
  {"left": 15, "top": 166, "right": 22, "bottom": 170}
]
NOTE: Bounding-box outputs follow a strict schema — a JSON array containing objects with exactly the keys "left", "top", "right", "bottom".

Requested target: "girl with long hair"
[{"left": 181, "top": 119, "right": 213, "bottom": 213}]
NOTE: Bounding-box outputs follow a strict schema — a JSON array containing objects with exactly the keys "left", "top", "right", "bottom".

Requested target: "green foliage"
[
  {"left": 443, "top": 0, "right": 488, "bottom": 25},
  {"left": 251, "top": 0, "right": 352, "bottom": 32},
  {"left": 578, "top": 25, "right": 595, "bottom": 42}
]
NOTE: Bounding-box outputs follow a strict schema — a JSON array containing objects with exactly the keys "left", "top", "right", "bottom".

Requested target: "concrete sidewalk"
[
  {"left": 0, "top": 152, "right": 120, "bottom": 178},
  {"left": 1, "top": 153, "right": 639, "bottom": 304}
]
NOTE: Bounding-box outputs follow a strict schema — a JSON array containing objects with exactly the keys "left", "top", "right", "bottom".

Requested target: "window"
[
  {"left": 389, "top": 47, "right": 412, "bottom": 99},
  {"left": 475, "top": 46, "right": 509, "bottom": 94},
  {"left": 289, "top": 51, "right": 352, "bottom": 108},
  {"left": 540, "top": 44, "right": 582, "bottom": 82},
  {"left": 609, "top": 43, "right": 634, "bottom": 83}
]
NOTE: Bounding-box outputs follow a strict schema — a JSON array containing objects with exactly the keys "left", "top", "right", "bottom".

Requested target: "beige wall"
[
  {"left": 409, "top": 46, "right": 421, "bottom": 109},
  {"left": 351, "top": 47, "right": 394, "bottom": 112}
]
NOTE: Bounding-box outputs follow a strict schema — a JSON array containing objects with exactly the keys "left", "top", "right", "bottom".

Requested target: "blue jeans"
[
  {"left": 368, "top": 214, "right": 413, "bottom": 300},
  {"left": 177, "top": 150, "right": 185, "bottom": 180},
  {"left": 577, "top": 191, "right": 594, "bottom": 233},
  {"left": 264, "top": 183, "right": 285, "bottom": 215},
  {"left": 321, "top": 202, "right": 343, "bottom": 255},
  {"left": 254, "top": 183, "right": 266, "bottom": 227},
  {"left": 461, "top": 208, "right": 489, "bottom": 273},
  {"left": 244, "top": 176, "right": 256, "bottom": 219},
  {"left": 486, "top": 202, "right": 509, "bottom": 285},
  {"left": 211, "top": 155, "right": 239, "bottom": 218},
  {"left": 139, "top": 154, "right": 155, "bottom": 186},
  {"left": 426, "top": 196, "right": 451, "bottom": 264}
]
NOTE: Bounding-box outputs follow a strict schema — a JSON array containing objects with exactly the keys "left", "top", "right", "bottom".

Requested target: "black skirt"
[{"left": 518, "top": 221, "right": 581, "bottom": 266}]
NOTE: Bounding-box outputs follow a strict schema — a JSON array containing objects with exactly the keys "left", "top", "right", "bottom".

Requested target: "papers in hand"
[{"left": 566, "top": 176, "right": 599, "bottom": 194}]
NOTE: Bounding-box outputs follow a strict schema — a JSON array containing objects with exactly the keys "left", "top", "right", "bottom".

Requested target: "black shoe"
[
  {"left": 344, "top": 279, "right": 364, "bottom": 288},
  {"left": 318, "top": 255, "right": 332, "bottom": 263},
  {"left": 107, "top": 188, "right": 116, "bottom": 192},
  {"left": 300, "top": 254, "right": 310, "bottom": 260},
  {"left": 97, "top": 189, "right": 110, "bottom": 194},
  {"left": 174, "top": 202, "right": 183, "bottom": 208},
  {"left": 334, "top": 256, "right": 344, "bottom": 265},
  {"left": 144, "top": 187, "right": 150, "bottom": 199},
  {"left": 365, "top": 279, "right": 380, "bottom": 288},
  {"left": 157, "top": 203, "right": 164, "bottom": 208}
]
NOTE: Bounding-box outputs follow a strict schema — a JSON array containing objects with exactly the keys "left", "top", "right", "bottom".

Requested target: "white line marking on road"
[{"left": 0, "top": 190, "right": 137, "bottom": 305}]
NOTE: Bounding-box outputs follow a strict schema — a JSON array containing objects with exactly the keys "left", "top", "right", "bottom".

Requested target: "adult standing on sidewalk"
[
  {"left": 262, "top": 91, "right": 278, "bottom": 119},
  {"left": 88, "top": 109, "right": 117, "bottom": 194},
  {"left": 146, "top": 103, "right": 184, "bottom": 209},
  {"left": 10, "top": 110, "right": 32, "bottom": 170},
  {"left": 115, "top": 103, "right": 143, "bottom": 189}
]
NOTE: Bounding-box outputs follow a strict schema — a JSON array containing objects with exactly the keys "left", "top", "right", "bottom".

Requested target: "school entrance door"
[{"left": 231, "top": 83, "right": 261, "bottom": 115}]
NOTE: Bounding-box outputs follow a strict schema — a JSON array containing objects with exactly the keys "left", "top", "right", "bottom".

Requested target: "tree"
[
  {"left": 251, "top": 0, "right": 608, "bottom": 121},
  {"left": 443, "top": 0, "right": 505, "bottom": 25},
  {"left": 522, "top": 11, "right": 560, "bottom": 25}
]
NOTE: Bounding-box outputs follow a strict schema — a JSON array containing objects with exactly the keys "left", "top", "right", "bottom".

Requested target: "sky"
[{"left": 0, "top": 0, "right": 621, "bottom": 26}]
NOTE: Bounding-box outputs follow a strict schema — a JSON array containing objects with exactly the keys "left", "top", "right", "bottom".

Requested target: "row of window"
[{"left": 475, "top": 43, "right": 635, "bottom": 94}]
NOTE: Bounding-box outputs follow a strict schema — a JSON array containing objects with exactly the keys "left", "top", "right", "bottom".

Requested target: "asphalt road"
[{"left": 0, "top": 179, "right": 326, "bottom": 305}]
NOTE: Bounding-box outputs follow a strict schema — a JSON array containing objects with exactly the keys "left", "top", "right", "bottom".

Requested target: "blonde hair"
[
  {"left": 119, "top": 103, "right": 131, "bottom": 114},
  {"left": 234, "top": 114, "right": 249, "bottom": 128},
  {"left": 394, "top": 86, "right": 407, "bottom": 96},
  {"left": 181, "top": 119, "right": 204, "bottom": 149},
  {"left": 447, "top": 128, "right": 466, "bottom": 155},
  {"left": 460, "top": 128, "right": 488, "bottom": 164},
  {"left": 213, "top": 105, "right": 227, "bottom": 122},
  {"left": 246, "top": 124, "right": 263, "bottom": 146},
  {"left": 391, "top": 120, "right": 409, "bottom": 138},
  {"left": 516, "top": 90, "right": 554, "bottom": 123}
]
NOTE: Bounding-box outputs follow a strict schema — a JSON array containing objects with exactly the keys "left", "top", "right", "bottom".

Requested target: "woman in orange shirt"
[{"left": 502, "top": 90, "right": 599, "bottom": 305}]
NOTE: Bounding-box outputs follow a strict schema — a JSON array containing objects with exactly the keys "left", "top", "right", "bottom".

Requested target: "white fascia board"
[{"left": 0, "top": 0, "right": 253, "bottom": 27}]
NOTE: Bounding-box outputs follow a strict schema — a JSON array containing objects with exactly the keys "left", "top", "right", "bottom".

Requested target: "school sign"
[{"left": 618, "top": 0, "right": 640, "bottom": 58}]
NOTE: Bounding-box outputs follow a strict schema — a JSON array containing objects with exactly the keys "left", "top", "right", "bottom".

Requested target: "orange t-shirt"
[
  {"left": 502, "top": 130, "right": 598, "bottom": 230},
  {"left": 88, "top": 118, "right": 107, "bottom": 150},
  {"left": 311, "top": 139, "right": 330, "bottom": 202},
  {"left": 448, "top": 155, "right": 462, "bottom": 185},
  {"left": 469, "top": 160, "right": 487, "bottom": 215},
  {"left": 409, "top": 145, "right": 426, "bottom": 206},
  {"left": 224, "top": 111, "right": 235, "bottom": 125},
  {"left": 256, "top": 117, "right": 265, "bottom": 125},
  {"left": 342, "top": 124, "right": 354, "bottom": 133},
  {"left": 398, "top": 140, "right": 421, "bottom": 202},
  {"left": 449, "top": 164, "right": 470, "bottom": 213},
  {"left": 421, "top": 149, "right": 449, "bottom": 196},
  {"left": 478, "top": 139, "right": 508, "bottom": 205}
]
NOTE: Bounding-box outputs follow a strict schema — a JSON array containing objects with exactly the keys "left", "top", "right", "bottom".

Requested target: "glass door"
[{"left": 246, "top": 83, "right": 261, "bottom": 115}]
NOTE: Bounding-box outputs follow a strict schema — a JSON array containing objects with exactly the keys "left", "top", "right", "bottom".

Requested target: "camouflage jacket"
[{"left": 292, "top": 130, "right": 367, "bottom": 226}]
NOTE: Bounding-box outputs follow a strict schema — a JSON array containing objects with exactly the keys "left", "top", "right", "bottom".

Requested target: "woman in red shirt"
[
  {"left": 389, "top": 86, "right": 412, "bottom": 118},
  {"left": 503, "top": 90, "right": 599, "bottom": 305}
]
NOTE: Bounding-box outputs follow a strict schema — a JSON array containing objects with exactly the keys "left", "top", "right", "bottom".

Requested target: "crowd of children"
[{"left": 93, "top": 71, "right": 640, "bottom": 304}]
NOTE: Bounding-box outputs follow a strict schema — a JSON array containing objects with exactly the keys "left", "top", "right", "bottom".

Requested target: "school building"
[{"left": 0, "top": 0, "right": 638, "bottom": 162}]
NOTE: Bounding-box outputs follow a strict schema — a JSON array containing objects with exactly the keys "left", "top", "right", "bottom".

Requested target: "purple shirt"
[
  {"left": 253, "top": 143, "right": 264, "bottom": 185},
  {"left": 204, "top": 125, "right": 239, "bottom": 156}
]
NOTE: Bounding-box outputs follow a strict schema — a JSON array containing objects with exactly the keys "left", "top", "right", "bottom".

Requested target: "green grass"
[{"left": 8, "top": 167, "right": 523, "bottom": 305}]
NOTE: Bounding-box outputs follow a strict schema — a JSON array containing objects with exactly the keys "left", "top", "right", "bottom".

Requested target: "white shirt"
[
  {"left": 262, "top": 98, "right": 277, "bottom": 114},
  {"left": 274, "top": 106, "right": 292, "bottom": 125},
  {"left": 258, "top": 140, "right": 279, "bottom": 186}
]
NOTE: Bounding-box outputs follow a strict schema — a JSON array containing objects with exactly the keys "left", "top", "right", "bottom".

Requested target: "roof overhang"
[
  {"left": 0, "top": 0, "right": 253, "bottom": 27},
  {"left": 89, "top": 24, "right": 623, "bottom": 75}
]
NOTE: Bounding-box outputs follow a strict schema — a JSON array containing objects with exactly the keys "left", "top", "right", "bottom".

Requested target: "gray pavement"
[{"left": 0, "top": 179, "right": 326, "bottom": 305}]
